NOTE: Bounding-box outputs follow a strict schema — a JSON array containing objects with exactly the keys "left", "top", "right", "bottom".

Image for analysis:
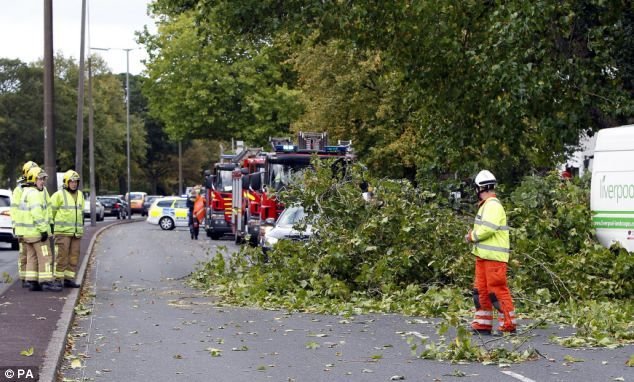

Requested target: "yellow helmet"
[
  {"left": 22, "top": 161, "right": 38, "bottom": 177},
  {"left": 26, "top": 167, "right": 48, "bottom": 184},
  {"left": 63, "top": 170, "right": 80, "bottom": 188}
]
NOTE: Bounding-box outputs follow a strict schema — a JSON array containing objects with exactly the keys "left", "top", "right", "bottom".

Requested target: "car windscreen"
[
  {"left": 277, "top": 207, "right": 306, "bottom": 226},
  {"left": 98, "top": 198, "right": 116, "bottom": 205},
  {"left": 130, "top": 193, "right": 144, "bottom": 200}
]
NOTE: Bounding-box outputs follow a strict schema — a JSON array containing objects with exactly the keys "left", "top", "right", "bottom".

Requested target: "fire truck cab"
[{"left": 231, "top": 132, "right": 352, "bottom": 245}]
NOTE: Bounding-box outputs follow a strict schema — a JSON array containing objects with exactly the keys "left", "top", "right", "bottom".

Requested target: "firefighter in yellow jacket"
[
  {"left": 465, "top": 170, "right": 516, "bottom": 334},
  {"left": 11, "top": 161, "right": 39, "bottom": 288},
  {"left": 18, "top": 167, "right": 62, "bottom": 292},
  {"left": 50, "top": 170, "right": 84, "bottom": 288}
]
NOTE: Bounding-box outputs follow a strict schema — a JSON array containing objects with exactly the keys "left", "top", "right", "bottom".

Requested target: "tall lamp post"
[{"left": 91, "top": 47, "right": 133, "bottom": 219}]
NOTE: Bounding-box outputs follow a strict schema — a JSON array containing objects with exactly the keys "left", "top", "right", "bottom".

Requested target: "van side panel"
[{"left": 590, "top": 125, "right": 634, "bottom": 252}]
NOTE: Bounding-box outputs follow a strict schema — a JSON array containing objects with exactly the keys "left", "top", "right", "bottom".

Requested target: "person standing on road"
[
  {"left": 18, "top": 167, "right": 61, "bottom": 292},
  {"left": 464, "top": 170, "right": 516, "bottom": 334},
  {"left": 186, "top": 187, "right": 202, "bottom": 240},
  {"left": 50, "top": 170, "right": 84, "bottom": 288},
  {"left": 11, "top": 161, "right": 39, "bottom": 288}
]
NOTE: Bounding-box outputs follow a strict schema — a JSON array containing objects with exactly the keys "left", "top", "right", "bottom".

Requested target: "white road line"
[
  {"left": 500, "top": 370, "right": 537, "bottom": 382},
  {"left": 405, "top": 331, "right": 429, "bottom": 340}
]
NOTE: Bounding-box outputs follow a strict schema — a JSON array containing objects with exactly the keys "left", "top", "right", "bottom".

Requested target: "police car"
[{"left": 146, "top": 196, "right": 189, "bottom": 230}]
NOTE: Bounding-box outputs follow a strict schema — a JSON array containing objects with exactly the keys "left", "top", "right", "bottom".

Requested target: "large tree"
[
  {"left": 140, "top": 10, "right": 303, "bottom": 145},
  {"left": 0, "top": 59, "right": 43, "bottom": 187},
  {"left": 150, "top": 0, "right": 634, "bottom": 185}
]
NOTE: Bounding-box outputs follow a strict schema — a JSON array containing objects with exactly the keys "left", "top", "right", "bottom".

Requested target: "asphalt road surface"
[{"left": 60, "top": 222, "right": 633, "bottom": 382}]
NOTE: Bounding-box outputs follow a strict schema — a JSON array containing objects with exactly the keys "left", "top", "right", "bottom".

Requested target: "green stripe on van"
[
  {"left": 592, "top": 216, "right": 634, "bottom": 229},
  {"left": 592, "top": 210, "right": 634, "bottom": 215}
]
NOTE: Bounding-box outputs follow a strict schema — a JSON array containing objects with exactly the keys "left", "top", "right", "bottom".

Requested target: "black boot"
[
  {"left": 29, "top": 282, "right": 42, "bottom": 292},
  {"left": 64, "top": 279, "right": 81, "bottom": 288},
  {"left": 41, "top": 282, "right": 63, "bottom": 292},
  {"left": 22, "top": 280, "right": 32, "bottom": 288}
]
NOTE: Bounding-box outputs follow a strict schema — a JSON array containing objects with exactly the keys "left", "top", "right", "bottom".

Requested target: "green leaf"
[{"left": 20, "top": 346, "right": 34, "bottom": 357}]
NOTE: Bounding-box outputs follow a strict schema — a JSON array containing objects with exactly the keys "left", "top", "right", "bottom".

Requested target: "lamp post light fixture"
[{"left": 91, "top": 47, "right": 133, "bottom": 219}]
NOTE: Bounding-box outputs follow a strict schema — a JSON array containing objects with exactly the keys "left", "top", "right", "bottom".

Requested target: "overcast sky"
[{"left": 0, "top": 1, "right": 157, "bottom": 75}]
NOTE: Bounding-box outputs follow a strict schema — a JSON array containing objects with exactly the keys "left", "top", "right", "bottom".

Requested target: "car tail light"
[{"left": 114, "top": 202, "right": 120, "bottom": 208}]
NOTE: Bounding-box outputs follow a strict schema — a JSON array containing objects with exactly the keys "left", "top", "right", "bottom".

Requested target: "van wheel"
[
  {"left": 159, "top": 217, "right": 175, "bottom": 230},
  {"left": 11, "top": 240, "right": 19, "bottom": 251}
]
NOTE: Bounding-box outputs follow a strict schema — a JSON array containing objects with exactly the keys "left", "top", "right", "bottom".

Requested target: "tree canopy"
[{"left": 146, "top": 0, "right": 634, "bottom": 185}]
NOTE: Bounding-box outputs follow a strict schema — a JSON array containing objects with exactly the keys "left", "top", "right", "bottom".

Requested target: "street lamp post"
[{"left": 91, "top": 47, "right": 133, "bottom": 219}]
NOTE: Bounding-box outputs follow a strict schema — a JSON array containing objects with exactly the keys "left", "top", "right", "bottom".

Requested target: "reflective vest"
[
  {"left": 10, "top": 184, "right": 23, "bottom": 231},
  {"left": 51, "top": 188, "right": 84, "bottom": 236},
  {"left": 16, "top": 187, "right": 50, "bottom": 238},
  {"left": 470, "top": 196, "right": 510, "bottom": 262}
]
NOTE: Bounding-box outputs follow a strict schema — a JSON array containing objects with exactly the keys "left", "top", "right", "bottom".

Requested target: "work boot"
[
  {"left": 64, "top": 279, "right": 81, "bottom": 288},
  {"left": 29, "top": 282, "right": 42, "bottom": 292},
  {"left": 22, "top": 280, "right": 32, "bottom": 288},
  {"left": 41, "top": 282, "right": 63, "bottom": 292}
]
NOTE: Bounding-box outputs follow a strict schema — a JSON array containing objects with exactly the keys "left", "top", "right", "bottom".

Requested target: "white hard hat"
[{"left": 474, "top": 170, "right": 496, "bottom": 188}]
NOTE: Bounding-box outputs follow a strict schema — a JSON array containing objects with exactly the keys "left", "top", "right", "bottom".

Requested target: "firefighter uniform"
[
  {"left": 467, "top": 170, "right": 516, "bottom": 333},
  {"left": 50, "top": 170, "right": 84, "bottom": 287},
  {"left": 17, "top": 167, "right": 61, "bottom": 292},
  {"left": 11, "top": 161, "right": 39, "bottom": 286}
]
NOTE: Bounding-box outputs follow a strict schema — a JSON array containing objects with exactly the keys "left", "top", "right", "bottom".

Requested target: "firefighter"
[
  {"left": 50, "top": 170, "right": 84, "bottom": 288},
  {"left": 464, "top": 170, "right": 516, "bottom": 334},
  {"left": 19, "top": 167, "right": 61, "bottom": 292},
  {"left": 11, "top": 161, "right": 39, "bottom": 288}
]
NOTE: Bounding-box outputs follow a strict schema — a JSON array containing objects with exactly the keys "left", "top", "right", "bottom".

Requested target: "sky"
[{"left": 0, "top": 1, "right": 157, "bottom": 75}]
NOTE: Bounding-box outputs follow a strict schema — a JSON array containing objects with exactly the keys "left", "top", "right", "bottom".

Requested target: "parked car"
[
  {"left": 146, "top": 196, "right": 188, "bottom": 230},
  {"left": 83, "top": 198, "right": 105, "bottom": 221},
  {"left": 261, "top": 206, "right": 313, "bottom": 252},
  {"left": 141, "top": 195, "right": 163, "bottom": 217},
  {"left": 97, "top": 196, "right": 128, "bottom": 219},
  {"left": 0, "top": 189, "right": 19, "bottom": 250},
  {"left": 125, "top": 192, "right": 147, "bottom": 215}
]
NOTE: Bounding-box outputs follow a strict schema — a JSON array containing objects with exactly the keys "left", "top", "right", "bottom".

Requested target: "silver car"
[
  {"left": 262, "top": 206, "right": 313, "bottom": 252},
  {"left": 83, "top": 198, "right": 105, "bottom": 221}
]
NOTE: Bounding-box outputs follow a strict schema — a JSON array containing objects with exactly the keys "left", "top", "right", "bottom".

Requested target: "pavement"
[{"left": 0, "top": 217, "right": 139, "bottom": 382}]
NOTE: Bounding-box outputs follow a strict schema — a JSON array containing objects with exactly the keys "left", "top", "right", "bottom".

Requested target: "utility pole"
[
  {"left": 75, "top": 0, "right": 87, "bottom": 180},
  {"left": 88, "top": 56, "right": 96, "bottom": 227},
  {"left": 125, "top": 48, "right": 132, "bottom": 219},
  {"left": 178, "top": 141, "right": 183, "bottom": 196},
  {"left": 43, "top": 0, "right": 57, "bottom": 190}
]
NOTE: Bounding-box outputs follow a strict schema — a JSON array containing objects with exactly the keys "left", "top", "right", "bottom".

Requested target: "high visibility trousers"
[
  {"left": 17, "top": 238, "right": 27, "bottom": 280},
  {"left": 23, "top": 237, "right": 54, "bottom": 283},
  {"left": 471, "top": 257, "right": 517, "bottom": 332},
  {"left": 54, "top": 235, "right": 81, "bottom": 281}
]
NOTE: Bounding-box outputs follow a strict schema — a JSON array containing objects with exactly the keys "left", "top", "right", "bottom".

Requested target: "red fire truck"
[
  {"left": 231, "top": 132, "right": 353, "bottom": 244},
  {"left": 204, "top": 148, "right": 265, "bottom": 240}
]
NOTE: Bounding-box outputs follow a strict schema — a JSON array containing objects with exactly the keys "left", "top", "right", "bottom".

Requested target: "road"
[{"left": 60, "top": 222, "right": 633, "bottom": 382}]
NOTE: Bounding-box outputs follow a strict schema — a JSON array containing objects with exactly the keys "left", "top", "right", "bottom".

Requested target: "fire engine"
[
  {"left": 204, "top": 147, "right": 264, "bottom": 239},
  {"left": 231, "top": 132, "right": 353, "bottom": 244}
]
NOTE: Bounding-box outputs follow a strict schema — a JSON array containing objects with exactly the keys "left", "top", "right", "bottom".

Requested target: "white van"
[{"left": 590, "top": 124, "right": 634, "bottom": 252}]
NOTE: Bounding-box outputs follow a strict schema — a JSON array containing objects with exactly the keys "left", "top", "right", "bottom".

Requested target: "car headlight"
[
  {"left": 260, "top": 225, "right": 274, "bottom": 237},
  {"left": 264, "top": 235, "right": 278, "bottom": 247}
]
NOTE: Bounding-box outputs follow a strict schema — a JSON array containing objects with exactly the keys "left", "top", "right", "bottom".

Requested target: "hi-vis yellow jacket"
[
  {"left": 15, "top": 186, "right": 51, "bottom": 238},
  {"left": 469, "top": 196, "right": 510, "bottom": 262},
  {"left": 50, "top": 188, "right": 84, "bottom": 237}
]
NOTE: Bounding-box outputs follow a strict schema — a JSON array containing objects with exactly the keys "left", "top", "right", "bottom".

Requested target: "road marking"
[
  {"left": 500, "top": 370, "right": 537, "bottom": 382},
  {"left": 405, "top": 331, "right": 429, "bottom": 340}
]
